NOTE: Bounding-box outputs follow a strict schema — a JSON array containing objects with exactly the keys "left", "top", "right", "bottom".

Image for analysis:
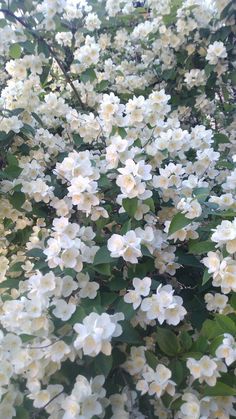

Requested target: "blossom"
[
  {"left": 215, "top": 334, "right": 236, "bottom": 366},
  {"left": 124, "top": 277, "right": 151, "bottom": 309},
  {"left": 206, "top": 41, "right": 227, "bottom": 65},
  {"left": 137, "top": 364, "right": 175, "bottom": 398},
  {"left": 108, "top": 230, "right": 142, "bottom": 263},
  {"left": 211, "top": 219, "right": 236, "bottom": 254},
  {"left": 52, "top": 299, "right": 76, "bottom": 321},
  {"left": 187, "top": 355, "right": 226, "bottom": 386},
  {"left": 141, "top": 284, "right": 186, "bottom": 325},
  {"left": 73, "top": 312, "right": 124, "bottom": 356}
]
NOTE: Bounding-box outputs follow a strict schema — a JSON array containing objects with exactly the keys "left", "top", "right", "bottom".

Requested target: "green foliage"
[
  {"left": 156, "top": 327, "right": 180, "bottom": 356},
  {"left": 168, "top": 212, "right": 192, "bottom": 235}
]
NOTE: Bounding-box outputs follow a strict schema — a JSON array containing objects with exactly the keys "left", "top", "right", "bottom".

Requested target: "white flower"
[
  {"left": 49, "top": 340, "right": 71, "bottom": 362},
  {"left": 211, "top": 219, "right": 236, "bottom": 254},
  {"left": 61, "top": 276, "right": 78, "bottom": 298},
  {"left": 202, "top": 251, "right": 221, "bottom": 274},
  {"left": 216, "top": 334, "right": 236, "bottom": 366},
  {"left": 31, "top": 390, "right": 50, "bottom": 408},
  {"left": 107, "top": 234, "right": 125, "bottom": 257},
  {"left": 124, "top": 277, "right": 151, "bottom": 309},
  {"left": 177, "top": 198, "right": 202, "bottom": 219},
  {"left": 141, "top": 284, "right": 186, "bottom": 325},
  {"left": 52, "top": 299, "right": 76, "bottom": 321},
  {"left": 180, "top": 393, "right": 200, "bottom": 419},
  {"left": 187, "top": 355, "right": 223, "bottom": 386},
  {"left": 73, "top": 312, "right": 124, "bottom": 356},
  {"left": 206, "top": 41, "right": 227, "bottom": 65},
  {"left": 62, "top": 396, "right": 80, "bottom": 418},
  {"left": 204, "top": 293, "right": 228, "bottom": 312},
  {"left": 139, "top": 364, "right": 175, "bottom": 398},
  {"left": 108, "top": 231, "right": 142, "bottom": 263}
]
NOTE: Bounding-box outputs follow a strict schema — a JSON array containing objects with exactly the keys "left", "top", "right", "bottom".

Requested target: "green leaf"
[
  {"left": 114, "top": 298, "right": 135, "bottom": 320},
  {"left": 144, "top": 197, "right": 155, "bottom": 212},
  {"left": 145, "top": 351, "right": 158, "bottom": 369},
  {"left": 214, "top": 133, "right": 230, "bottom": 145},
  {"left": 176, "top": 249, "right": 202, "bottom": 268},
  {"left": 68, "top": 306, "right": 86, "bottom": 325},
  {"left": 141, "top": 245, "right": 154, "bottom": 259},
  {"left": 9, "top": 191, "right": 25, "bottom": 211},
  {"left": 168, "top": 212, "right": 192, "bottom": 235},
  {"left": 4, "top": 165, "right": 22, "bottom": 179},
  {"left": 230, "top": 294, "right": 236, "bottom": 310},
  {"left": 107, "top": 276, "right": 127, "bottom": 291},
  {"left": 81, "top": 294, "right": 103, "bottom": 315},
  {"left": 156, "top": 327, "right": 180, "bottom": 356},
  {"left": 112, "top": 347, "right": 126, "bottom": 369},
  {"left": 15, "top": 406, "right": 29, "bottom": 419},
  {"left": 212, "top": 210, "right": 236, "bottom": 219},
  {"left": 169, "top": 360, "right": 184, "bottom": 385},
  {"left": 40, "top": 63, "right": 52, "bottom": 85},
  {"left": 162, "top": 0, "right": 183, "bottom": 25},
  {"left": 114, "top": 321, "right": 142, "bottom": 344},
  {"left": 98, "top": 174, "right": 111, "bottom": 189},
  {"left": 229, "top": 70, "right": 236, "bottom": 86},
  {"left": 37, "top": 39, "right": 50, "bottom": 57},
  {"left": 80, "top": 68, "right": 97, "bottom": 83},
  {"left": 189, "top": 240, "right": 215, "bottom": 255},
  {"left": 193, "top": 187, "right": 210, "bottom": 202},
  {"left": 32, "top": 112, "right": 44, "bottom": 127},
  {"left": 118, "top": 127, "right": 126, "bottom": 139},
  {"left": 201, "top": 319, "right": 223, "bottom": 340},
  {"left": 181, "top": 351, "right": 204, "bottom": 360},
  {"left": 0, "top": 19, "right": 7, "bottom": 28},
  {"left": 202, "top": 269, "right": 211, "bottom": 285},
  {"left": 94, "top": 246, "right": 115, "bottom": 265},
  {"left": 120, "top": 219, "right": 131, "bottom": 234},
  {"left": 26, "top": 248, "right": 46, "bottom": 259},
  {"left": 8, "top": 108, "right": 24, "bottom": 116},
  {"left": 164, "top": 68, "right": 176, "bottom": 80},
  {"left": 209, "top": 335, "right": 224, "bottom": 356},
  {"left": 20, "top": 334, "right": 35, "bottom": 343},
  {"left": 0, "top": 130, "right": 15, "bottom": 146},
  {"left": 7, "top": 153, "right": 18, "bottom": 166},
  {"left": 216, "top": 160, "right": 235, "bottom": 170},
  {"left": 215, "top": 314, "right": 236, "bottom": 336},
  {"left": 8, "top": 261, "right": 23, "bottom": 272},
  {"left": 0, "top": 278, "right": 20, "bottom": 289},
  {"left": 9, "top": 43, "right": 22, "bottom": 59},
  {"left": 92, "top": 263, "right": 111, "bottom": 276},
  {"left": 94, "top": 353, "right": 113, "bottom": 377},
  {"left": 203, "top": 382, "right": 236, "bottom": 397},
  {"left": 101, "top": 292, "right": 118, "bottom": 307},
  {"left": 96, "top": 80, "right": 109, "bottom": 91},
  {"left": 122, "top": 198, "right": 138, "bottom": 217},
  {"left": 205, "top": 64, "right": 215, "bottom": 77},
  {"left": 179, "top": 331, "right": 192, "bottom": 351},
  {"left": 191, "top": 336, "right": 208, "bottom": 353}
]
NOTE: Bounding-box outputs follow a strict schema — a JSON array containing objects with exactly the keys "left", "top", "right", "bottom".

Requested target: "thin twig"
[{"left": 32, "top": 389, "right": 64, "bottom": 418}]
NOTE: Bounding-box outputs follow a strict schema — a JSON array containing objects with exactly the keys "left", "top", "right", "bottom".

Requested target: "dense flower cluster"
[{"left": 0, "top": 0, "right": 235, "bottom": 417}]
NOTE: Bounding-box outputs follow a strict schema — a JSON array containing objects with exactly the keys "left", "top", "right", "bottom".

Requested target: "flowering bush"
[{"left": 0, "top": 0, "right": 235, "bottom": 417}]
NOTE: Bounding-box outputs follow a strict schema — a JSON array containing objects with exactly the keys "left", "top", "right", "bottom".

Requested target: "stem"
[
  {"left": 31, "top": 390, "right": 64, "bottom": 418},
  {"left": 0, "top": 8, "right": 84, "bottom": 109}
]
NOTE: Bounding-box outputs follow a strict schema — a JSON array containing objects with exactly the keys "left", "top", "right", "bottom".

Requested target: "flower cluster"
[
  {"left": 73, "top": 312, "right": 124, "bottom": 356},
  {"left": 44, "top": 217, "right": 98, "bottom": 271},
  {"left": 142, "top": 285, "right": 186, "bottom": 325}
]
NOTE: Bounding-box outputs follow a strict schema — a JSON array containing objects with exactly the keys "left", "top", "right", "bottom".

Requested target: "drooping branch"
[{"left": 0, "top": 8, "right": 84, "bottom": 109}]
